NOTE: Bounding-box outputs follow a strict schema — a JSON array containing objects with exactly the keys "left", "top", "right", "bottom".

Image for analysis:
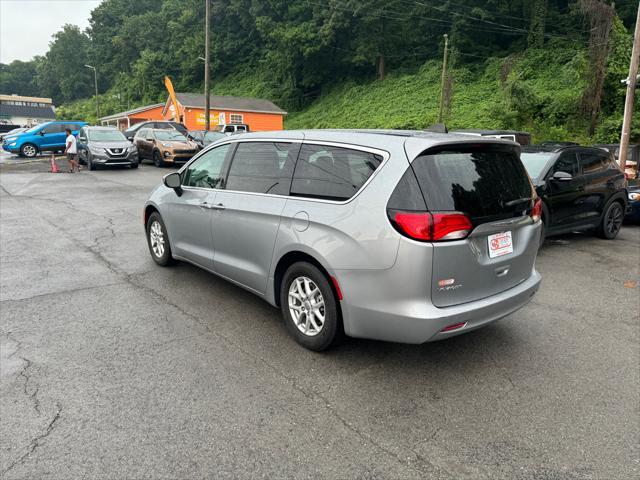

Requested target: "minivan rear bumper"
[{"left": 338, "top": 269, "right": 541, "bottom": 344}]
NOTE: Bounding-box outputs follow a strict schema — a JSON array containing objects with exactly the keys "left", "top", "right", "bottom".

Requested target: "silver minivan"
[{"left": 144, "top": 130, "right": 542, "bottom": 351}]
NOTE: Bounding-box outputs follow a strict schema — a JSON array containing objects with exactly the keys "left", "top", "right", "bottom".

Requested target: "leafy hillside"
[{"left": 4, "top": 1, "right": 637, "bottom": 143}]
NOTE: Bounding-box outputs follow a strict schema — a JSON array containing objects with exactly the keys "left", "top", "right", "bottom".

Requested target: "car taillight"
[
  {"left": 388, "top": 210, "right": 472, "bottom": 242},
  {"left": 530, "top": 198, "right": 542, "bottom": 222}
]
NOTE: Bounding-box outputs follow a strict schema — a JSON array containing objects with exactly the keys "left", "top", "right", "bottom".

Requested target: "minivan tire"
[
  {"left": 20, "top": 143, "right": 38, "bottom": 158},
  {"left": 146, "top": 212, "right": 174, "bottom": 266},
  {"left": 153, "top": 150, "right": 164, "bottom": 168},
  {"left": 597, "top": 201, "right": 624, "bottom": 239},
  {"left": 280, "top": 262, "right": 341, "bottom": 351}
]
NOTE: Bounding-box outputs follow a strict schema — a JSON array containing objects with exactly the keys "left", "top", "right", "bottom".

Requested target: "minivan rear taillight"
[
  {"left": 530, "top": 198, "right": 542, "bottom": 222},
  {"left": 388, "top": 210, "right": 472, "bottom": 242}
]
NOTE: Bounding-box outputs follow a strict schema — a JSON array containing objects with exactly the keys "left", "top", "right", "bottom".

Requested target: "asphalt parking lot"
[{"left": 1, "top": 159, "right": 638, "bottom": 479}]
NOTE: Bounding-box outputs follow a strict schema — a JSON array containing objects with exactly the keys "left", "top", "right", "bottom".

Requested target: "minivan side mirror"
[
  {"left": 39, "top": 131, "right": 45, "bottom": 136},
  {"left": 551, "top": 171, "right": 573, "bottom": 181},
  {"left": 163, "top": 172, "right": 182, "bottom": 196}
]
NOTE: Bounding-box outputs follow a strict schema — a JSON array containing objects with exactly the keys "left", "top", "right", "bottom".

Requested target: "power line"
[{"left": 306, "top": 0, "right": 582, "bottom": 41}]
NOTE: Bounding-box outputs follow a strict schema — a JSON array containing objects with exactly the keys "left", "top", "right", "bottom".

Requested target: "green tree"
[{"left": 38, "top": 25, "right": 93, "bottom": 102}]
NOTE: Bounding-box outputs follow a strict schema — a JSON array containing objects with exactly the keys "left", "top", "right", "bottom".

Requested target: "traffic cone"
[{"left": 50, "top": 154, "right": 59, "bottom": 173}]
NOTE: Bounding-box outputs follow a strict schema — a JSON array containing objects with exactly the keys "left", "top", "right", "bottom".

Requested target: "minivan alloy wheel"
[
  {"left": 149, "top": 220, "right": 165, "bottom": 257},
  {"left": 288, "top": 276, "right": 325, "bottom": 336}
]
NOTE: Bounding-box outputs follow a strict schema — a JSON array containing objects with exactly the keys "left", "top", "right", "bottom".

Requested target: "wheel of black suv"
[
  {"left": 146, "top": 212, "right": 174, "bottom": 266},
  {"left": 280, "top": 262, "right": 341, "bottom": 351},
  {"left": 20, "top": 143, "right": 38, "bottom": 158},
  {"left": 597, "top": 201, "right": 624, "bottom": 239},
  {"left": 153, "top": 150, "right": 164, "bottom": 168},
  {"left": 130, "top": 158, "right": 139, "bottom": 169}
]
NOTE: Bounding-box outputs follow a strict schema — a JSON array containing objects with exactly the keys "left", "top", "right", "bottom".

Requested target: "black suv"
[{"left": 520, "top": 145, "right": 627, "bottom": 242}]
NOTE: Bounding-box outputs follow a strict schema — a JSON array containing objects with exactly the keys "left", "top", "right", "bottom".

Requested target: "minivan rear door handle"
[
  {"left": 211, "top": 203, "right": 225, "bottom": 210},
  {"left": 199, "top": 202, "right": 214, "bottom": 210}
]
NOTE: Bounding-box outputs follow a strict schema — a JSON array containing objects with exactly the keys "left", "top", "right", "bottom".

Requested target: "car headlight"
[
  {"left": 89, "top": 146, "right": 104, "bottom": 154},
  {"left": 8, "top": 142, "right": 16, "bottom": 147},
  {"left": 5, "top": 136, "right": 17, "bottom": 142},
  {"left": 162, "top": 142, "right": 172, "bottom": 147},
  {"left": 128, "top": 145, "right": 137, "bottom": 152},
  {"left": 629, "top": 192, "right": 640, "bottom": 201}
]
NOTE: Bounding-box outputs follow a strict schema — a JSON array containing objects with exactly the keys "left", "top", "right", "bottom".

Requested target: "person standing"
[{"left": 64, "top": 128, "right": 79, "bottom": 173}]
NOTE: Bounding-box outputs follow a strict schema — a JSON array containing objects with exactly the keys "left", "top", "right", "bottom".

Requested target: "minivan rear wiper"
[{"left": 504, "top": 197, "right": 531, "bottom": 207}]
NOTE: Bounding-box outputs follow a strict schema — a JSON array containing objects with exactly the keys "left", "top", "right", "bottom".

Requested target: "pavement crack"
[
  {"left": 5, "top": 333, "right": 41, "bottom": 415},
  {"left": 0, "top": 281, "right": 126, "bottom": 303},
  {"left": 17, "top": 356, "right": 41, "bottom": 415},
  {"left": 1, "top": 403, "right": 62, "bottom": 476}
]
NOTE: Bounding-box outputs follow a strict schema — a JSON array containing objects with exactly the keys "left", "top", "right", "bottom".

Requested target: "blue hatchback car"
[{"left": 2, "top": 121, "right": 87, "bottom": 158}]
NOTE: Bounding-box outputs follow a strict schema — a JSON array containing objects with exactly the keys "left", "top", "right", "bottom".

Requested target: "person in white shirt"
[{"left": 64, "top": 128, "right": 79, "bottom": 173}]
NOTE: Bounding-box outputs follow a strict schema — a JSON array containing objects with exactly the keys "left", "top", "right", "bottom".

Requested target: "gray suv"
[
  {"left": 77, "top": 126, "right": 138, "bottom": 170},
  {"left": 144, "top": 130, "right": 542, "bottom": 351}
]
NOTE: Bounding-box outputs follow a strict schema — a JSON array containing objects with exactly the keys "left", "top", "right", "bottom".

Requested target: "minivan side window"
[
  {"left": 580, "top": 152, "right": 607, "bottom": 174},
  {"left": 64, "top": 123, "right": 80, "bottom": 132},
  {"left": 225, "top": 142, "right": 298, "bottom": 195},
  {"left": 552, "top": 152, "right": 579, "bottom": 177},
  {"left": 41, "top": 124, "right": 63, "bottom": 135},
  {"left": 182, "top": 143, "right": 231, "bottom": 189},
  {"left": 290, "top": 144, "right": 383, "bottom": 201}
]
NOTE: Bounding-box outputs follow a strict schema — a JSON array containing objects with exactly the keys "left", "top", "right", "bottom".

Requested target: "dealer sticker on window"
[{"left": 488, "top": 231, "right": 513, "bottom": 258}]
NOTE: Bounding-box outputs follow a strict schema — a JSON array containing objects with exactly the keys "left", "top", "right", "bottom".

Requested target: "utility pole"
[
  {"left": 619, "top": 4, "right": 640, "bottom": 170},
  {"left": 437, "top": 34, "right": 449, "bottom": 124},
  {"left": 84, "top": 64, "right": 99, "bottom": 120},
  {"left": 204, "top": 0, "right": 211, "bottom": 131}
]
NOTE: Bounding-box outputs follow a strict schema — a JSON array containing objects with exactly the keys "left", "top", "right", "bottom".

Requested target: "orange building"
[
  {"left": 99, "top": 103, "right": 165, "bottom": 130},
  {"left": 163, "top": 93, "right": 286, "bottom": 131}
]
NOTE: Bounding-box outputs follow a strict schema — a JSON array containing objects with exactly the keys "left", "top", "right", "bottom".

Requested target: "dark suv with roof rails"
[{"left": 520, "top": 145, "right": 627, "bottom": 243}]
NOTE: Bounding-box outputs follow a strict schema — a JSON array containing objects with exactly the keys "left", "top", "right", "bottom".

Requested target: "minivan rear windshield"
[{"left": 411, "top": 145, "right": 532, "bottom": 223}]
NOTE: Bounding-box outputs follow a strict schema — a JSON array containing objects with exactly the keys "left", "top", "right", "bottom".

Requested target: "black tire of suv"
[
  {"left": 20, "top": 143, "right": 38, "bottom": 158},
  {"left": 146, "top": 212, "right": 174, "bottom": 266},
  {"left": 130, "top": 159, "right": 139, "bottom": 169},
  {"left": 153, "top": 150, "right": 164, "bottom": 168},
  {"left": 280, "top": 262, "right": 341, "bottom": 351},
  {"left": 597, "top": 201, "right": 624, "bottom": 239}
]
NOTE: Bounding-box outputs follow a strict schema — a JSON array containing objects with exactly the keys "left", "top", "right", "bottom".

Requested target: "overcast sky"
[{"left": 1, "top": 0, "right": 102, "bottom": 64}]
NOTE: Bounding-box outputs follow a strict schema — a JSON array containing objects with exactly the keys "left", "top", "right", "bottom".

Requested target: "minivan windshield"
[
  {"left": 520, "top": 152, "right": 553, "bottom": 180},
  {"left": 412, "top": 145, "right": 532, "bottom": 224},
  {"left": 155, "top": 130, "right": 187, "bottom": 142},
  {"left": 88, "top": 129, "right": 127, "bottom": 142}
]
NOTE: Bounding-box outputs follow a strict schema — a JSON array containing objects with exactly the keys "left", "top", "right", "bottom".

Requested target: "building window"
[{"left": 229, "top": 114, "right": 243, "bottom": 124}]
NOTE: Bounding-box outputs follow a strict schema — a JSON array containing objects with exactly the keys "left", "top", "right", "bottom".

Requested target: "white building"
[{"left": 0, "top": 94, "right": 56, "bottom": 127}]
